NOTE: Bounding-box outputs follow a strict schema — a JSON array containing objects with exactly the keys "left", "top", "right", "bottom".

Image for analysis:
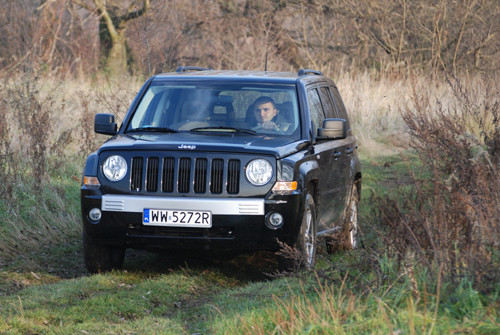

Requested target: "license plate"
[{"left": 143, "top": 209, "right": 212, "bottom": 227}]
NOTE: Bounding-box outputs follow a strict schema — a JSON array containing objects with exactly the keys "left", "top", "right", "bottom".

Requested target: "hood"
[{"left": 97, "top": 132, "right": 309, "bottom": 159}]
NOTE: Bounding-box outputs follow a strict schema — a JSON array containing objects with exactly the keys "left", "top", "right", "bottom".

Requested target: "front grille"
[{"left": 130, "top": 156, "right": 241, "bottom": 195}]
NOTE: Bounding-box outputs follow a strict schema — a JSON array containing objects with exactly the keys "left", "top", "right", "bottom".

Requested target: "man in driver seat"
[{"left": 252, "top": 96, "right": 291, "bottom": 133}]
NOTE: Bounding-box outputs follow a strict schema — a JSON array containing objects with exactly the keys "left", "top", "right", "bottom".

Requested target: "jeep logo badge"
[{"left": 178, "top": 144, "right": 196, "bottom": 150}]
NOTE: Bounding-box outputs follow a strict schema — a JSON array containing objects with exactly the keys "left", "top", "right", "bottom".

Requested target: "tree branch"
[
  {"left": 120, "top": 0, "right": 150, "bottom": 23},
  {"left": 93, "top": 0, "right": 119, "bottom": 40},
  {"left": 71, "top": 0, "right": 95, "bottom": 13}
]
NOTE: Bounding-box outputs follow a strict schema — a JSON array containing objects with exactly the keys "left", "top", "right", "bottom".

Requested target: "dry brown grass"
[{"left": 334, "top": 70, "right": 497, "bottom": 156}]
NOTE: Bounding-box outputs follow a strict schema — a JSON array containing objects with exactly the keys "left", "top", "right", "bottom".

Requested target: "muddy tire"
[
  {"left": 279, "top": 192, "right": 317, "bottom": 271},
  {"left": 343, "top": 184, "right": 360, "bottom": 249},
  {"left": 326, "top": 183, "right": 360, "bottom": 253},
  {"left": 83, "top": 230, "right": 125, "bottom": 273}
]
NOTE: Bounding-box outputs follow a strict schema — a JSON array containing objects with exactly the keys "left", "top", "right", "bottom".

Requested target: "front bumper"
[
  {"left": 81, "top": 189, "right": 303, "bottom": 252},
  {"left": 101, "top": 195, "right": 265, "bottom": 215}
]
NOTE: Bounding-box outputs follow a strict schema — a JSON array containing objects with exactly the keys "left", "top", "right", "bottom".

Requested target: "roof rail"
[
  {"left": 176, "top": 66, "right": 213, "bottom": 73},
  {"left": 298, "top": 68, "right": 323, "bottom": 76}
]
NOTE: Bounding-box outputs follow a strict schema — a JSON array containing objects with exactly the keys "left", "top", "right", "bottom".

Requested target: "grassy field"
[
  {"left": 0, "top": 72, "right": 498, "bottom": 334},
  {"left": 0, "top": 151, "right": 498, "bottom": 334}
]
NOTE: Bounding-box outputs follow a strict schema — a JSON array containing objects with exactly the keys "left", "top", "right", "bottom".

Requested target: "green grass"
[
  {"left": 0, "top": 152, "right": 499, "bottom": 334},
  {"left": 0, "top": 158, "right": 82, "bottom": 258},
  {"left": 0, "top": 272, "right": 189, "bottom": 333},
  {"left": 1, "top": 253, "right": 497, "bottom": 334}
]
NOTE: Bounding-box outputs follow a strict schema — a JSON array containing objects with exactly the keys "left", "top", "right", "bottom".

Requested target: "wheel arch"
[
  {"left": 297, "top": 158, "right": 321, "bottom": 204},
  {"left": 287, "top": 160, "right": 320, "bottom": 246}
]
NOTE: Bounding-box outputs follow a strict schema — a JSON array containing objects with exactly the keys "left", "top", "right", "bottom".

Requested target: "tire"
[
  {"left": 279, "top": 191, "right": 317, "bottom": 271},
  {"left": 326, "top": 183, "right": 360, "bottom": 253},
  {"left": 344, "top": 184, "right": 360, "bottom": 249},
  {"left": 83, "top": 230, "right": 125, "bottom": 274}
]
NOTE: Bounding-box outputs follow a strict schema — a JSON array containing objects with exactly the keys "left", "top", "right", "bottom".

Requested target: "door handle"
[
  {"left": 345, "top": 148, "right": 354, "bottom": 155},
  {"left": 333, "top": 151, "right": 342, "bottom": 158}
]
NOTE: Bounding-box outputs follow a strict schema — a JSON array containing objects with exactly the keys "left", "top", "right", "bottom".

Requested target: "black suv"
[{"left": 81, "top": 66, "right": 362, "bottom": 273}]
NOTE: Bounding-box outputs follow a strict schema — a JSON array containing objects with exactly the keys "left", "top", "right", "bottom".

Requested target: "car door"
[
  {"left": 306, "top": 86, "right": 348, "bottom": 232},
  {"left": 329, "top": 85, "right": 357, "bottom": 206},
  {"left": 319, "top": 85, "right": 351, "bottom": 227}
]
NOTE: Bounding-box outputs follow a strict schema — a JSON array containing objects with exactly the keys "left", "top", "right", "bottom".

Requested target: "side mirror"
[
  {"left": 317, "top": 118, "right": 346, "bottom": 139},
  {"left": 94, "top": 113, "right": 117, "bottom": 135}
]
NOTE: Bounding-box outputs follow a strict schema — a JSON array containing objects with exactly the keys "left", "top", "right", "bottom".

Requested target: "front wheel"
[
  {"left": 279, "top": 192, "right": 317, "bottom": 271},
  {"left": 297, "top": 192, "right": 317, "bottom": 268},
  {"left": 83, "top": 230, "right": 125, "bottom": 273}
]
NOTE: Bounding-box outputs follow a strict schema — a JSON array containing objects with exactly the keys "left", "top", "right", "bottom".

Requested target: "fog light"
[
  {"left": 265, "top": 212, "right": 284, "bottom": 229},
  {"left": 89, "top": 208, "right": 102, "bottom": 222}
]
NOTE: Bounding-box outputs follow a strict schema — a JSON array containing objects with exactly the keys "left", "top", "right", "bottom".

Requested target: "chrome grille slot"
[
  {"left": 178, "top": 157, "right": 191, "bottom": 193},
  {"left": 227, "top": 159, "right": 240, "bottom": 194},
  {"left": 210, "top": 159, "right": 224, "bottom": 194},
  {"left": 146, "top": 157, "right": 159, "bottom": 192},
  {"left": 194, "top": 158, "right": 208, "bottom": 193},
  {"left": 130, "top": 157, "right": 143, "bottom": 191},
  {"left": 162, "top": 157, "right": 175, "bottom": 192}
]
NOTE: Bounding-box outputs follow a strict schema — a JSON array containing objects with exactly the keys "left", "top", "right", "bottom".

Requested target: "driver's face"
[{"left": 254, "top": 102, "right": 277, "bottom": 122}]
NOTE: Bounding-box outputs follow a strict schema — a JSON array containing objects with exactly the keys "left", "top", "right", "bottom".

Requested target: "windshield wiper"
[
  {"left": 190, "top": 126, "right": 256, "bottom": 135},
  {"left": 126, "top": 127, "right": 178, "bottom": 134}
]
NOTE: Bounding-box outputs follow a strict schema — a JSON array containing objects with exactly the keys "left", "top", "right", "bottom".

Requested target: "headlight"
[
  {"left": 102, "top": 155, "right": 127, "bottom": 182},
  {"left": 246, "top": 159, "right": 273, "bottom": 186}
]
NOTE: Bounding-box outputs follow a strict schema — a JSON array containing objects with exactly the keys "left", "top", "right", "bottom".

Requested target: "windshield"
[{"left": 126, "top": 81, "right": 300, "bottom": 138}]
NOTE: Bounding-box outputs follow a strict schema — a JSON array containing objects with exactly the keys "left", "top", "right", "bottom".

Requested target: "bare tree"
[
  {"left": 0, "top": 1, "right": 40, "bottom": 75},
  {"left": 1, "top": 0, "right": 499, "bottom": 77},
  {"left": 72, "top": 0, "right": 150, "bottom": 77},
  {"left": 126, "top": 0, "right": 293, "bottom": 73},
  {"left": 128, "top": 0, "right": 186, "bottom": 75},
  {"left": 340, "top": 0, "right": 500, "bottom": 73},
  {"left": 0, "top": 0, "right": 98, "bottom": 77}
]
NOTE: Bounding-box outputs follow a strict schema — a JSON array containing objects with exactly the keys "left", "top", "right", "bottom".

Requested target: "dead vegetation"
[
  {"left": 1, "top": 0, "right": 499, "bottom": 78},
  {"left": 0, "top": 0, "right": 498, "bottom": 292},
  {"left": 374, "top": 73, "right": 499, "bottom": 291}
]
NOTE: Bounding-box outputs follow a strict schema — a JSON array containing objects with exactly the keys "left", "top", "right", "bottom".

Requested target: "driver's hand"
[{"left": 259, "top": 121, "right": 280, "bottom": 130}]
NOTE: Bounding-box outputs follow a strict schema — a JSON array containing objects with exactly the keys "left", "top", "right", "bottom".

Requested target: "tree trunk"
[
  {"left": 99, "top": 16, "right": 128, "bottom": 76},
  {"left": 74, "top": 0, "right": 150, "bottom": 77},
  {"left": 107, "top": 32, "right": 128, "bottom": 77}
]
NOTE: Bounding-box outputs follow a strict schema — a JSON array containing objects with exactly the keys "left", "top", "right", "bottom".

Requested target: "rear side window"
[
  {"left": 306, "top": 88, "right": 325, "bottom": 135},
  {"left": 330, "top": 86, "right": 350, "bottom": 130},
  {"left": 319, "top": 86, "right": 338, "bottom": 119}
]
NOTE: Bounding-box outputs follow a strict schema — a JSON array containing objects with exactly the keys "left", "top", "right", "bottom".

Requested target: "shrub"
[{"left": 376, "top": 73, "right": 499, "bottom": 291}]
